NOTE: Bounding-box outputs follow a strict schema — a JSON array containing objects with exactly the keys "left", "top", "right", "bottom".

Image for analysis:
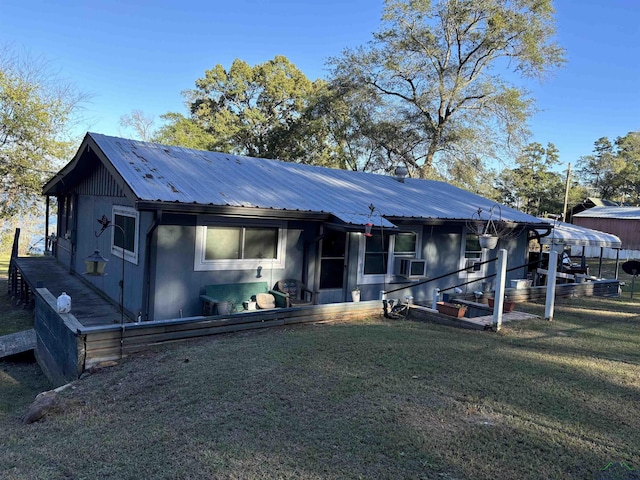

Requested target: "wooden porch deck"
[
  {"left": 10, "top": 256, "right": 122, "bottom": 327},
  {"left": 408, "top": 304, "right": 539, "bottom": 330}
]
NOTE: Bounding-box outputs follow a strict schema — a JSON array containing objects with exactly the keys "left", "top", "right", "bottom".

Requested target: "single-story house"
[{"left": 42, "top": 133, "right": 554, "bottom": 321}]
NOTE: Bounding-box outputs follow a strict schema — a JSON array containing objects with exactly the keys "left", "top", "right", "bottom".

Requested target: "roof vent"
[{"left": 394, "top": 165, "right": 408, "bottom": 183}]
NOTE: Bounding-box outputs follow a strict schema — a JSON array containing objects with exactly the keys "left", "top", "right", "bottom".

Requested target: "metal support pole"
[
  {"left": 492, "top": 249, "right": 507, "bottom": 331},
  {"left": 432, "top": 288, "right": 440, "bottom": 310},
  {"left": 545, "top": 250, "right": 558, "bottom": 321}
]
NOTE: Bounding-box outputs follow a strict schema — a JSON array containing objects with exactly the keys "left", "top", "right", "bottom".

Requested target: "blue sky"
[{"left": 1, "top": 0, "right": 638, "bottom": 170}]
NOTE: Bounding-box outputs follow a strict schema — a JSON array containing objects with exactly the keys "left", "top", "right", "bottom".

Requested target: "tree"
[
  {"left": 329, "top": 0, "right": 565, "bottom": 179},
  {"left": 153, "top": 112, "right": 216, "bottom": 151},
  {"left": 0, "top": 47, "right": 85, "bottom": 221},
  {"left": 614, "top": 132, "right": 640, "bottom": 204},
  {"left": 119, "top": 109, "right": 156, "bottom": 142},
  {"left": 576, "top": 134, "right": 639, "bottom": 203},
  {"left": 495, "top": 142, "right": 564, "bottom": 216},
  {"left": 160, "top": 56, "right": 330, "bottom": 163}
]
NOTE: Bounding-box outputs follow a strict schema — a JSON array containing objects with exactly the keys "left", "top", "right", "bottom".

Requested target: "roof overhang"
[
  {"left": 135, "top": 200, "right": 331, "bottom": 221},
  {"left": 42, "top": 133, "right": 138, "bottom": 201}
]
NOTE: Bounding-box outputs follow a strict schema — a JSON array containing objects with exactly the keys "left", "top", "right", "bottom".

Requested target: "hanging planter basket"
[{"left": 479, "top": 234, "right": 499, "bottom": 250}]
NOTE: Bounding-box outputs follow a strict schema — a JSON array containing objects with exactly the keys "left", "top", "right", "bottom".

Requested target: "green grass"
[
  {"left": 1, "top": 292, "right": 639, "bottom": 479},
  {"left": 0, "top": 253, "right": 34, "bottom": 336}
]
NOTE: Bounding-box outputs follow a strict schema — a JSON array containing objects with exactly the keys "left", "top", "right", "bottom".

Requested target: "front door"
[{"left": 319, "top": 230, "right": 346, "bottom": 298}]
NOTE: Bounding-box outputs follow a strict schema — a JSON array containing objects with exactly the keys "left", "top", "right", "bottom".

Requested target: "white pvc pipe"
[
  {"left": 492, "top": 249, "right": 507, "bottom": 331},
  {"left": 545, "top": 250, "right": 558, "bottom": 321}
]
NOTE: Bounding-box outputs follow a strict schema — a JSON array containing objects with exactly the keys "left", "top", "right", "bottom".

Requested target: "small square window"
[{"left": 111, "top": 206, "right": 139, "bottom": 264}]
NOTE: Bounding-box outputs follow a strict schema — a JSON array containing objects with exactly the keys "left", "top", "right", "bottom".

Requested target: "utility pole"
[{"left": 562, "top": 163, "right": 571, "bottom": 221}]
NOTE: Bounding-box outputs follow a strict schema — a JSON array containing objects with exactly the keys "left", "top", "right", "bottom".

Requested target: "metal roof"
[
  {"left": 537, "top": 218, "right": 622, "bottom": 248},
  {"left": 51, "top": 133, "right": 549, "bottom": 228},
  {"left": 573, "top": 206, "right": 640, "bottom": 220}
]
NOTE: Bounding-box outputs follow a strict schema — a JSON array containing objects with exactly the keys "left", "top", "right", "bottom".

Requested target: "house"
[
  {"left": 42, "top": 133, "right": 551, "bottom": 322},
  {"left": 573, "top": 206, "right": 640, "bottom": 258}
]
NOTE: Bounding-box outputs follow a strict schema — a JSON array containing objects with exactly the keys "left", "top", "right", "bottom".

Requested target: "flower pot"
[
  {"left": 436, "top": 301, "right": 467, "bottom": 318},
  {"left": 351, "top": 290, "right": 361, "bottom": 302},
  {"left": 216, "top": 301, "right": 231, "bottom": 315},
  {"left": 487, "top": 297, "right": 516, "bottom": 312},
  {"left": 479, "top": 234, "right": 499, "bottom": 250}
]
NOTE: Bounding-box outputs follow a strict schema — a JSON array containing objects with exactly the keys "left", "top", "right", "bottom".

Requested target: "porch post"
[
  {"left": 492, "top": 248, "right": 507, "bottom": 331},
  {"left": 432, "top": 288, "right": 439, "bottom": 310},
  {"left": 45, "top": 196, "right": 50, "bottom": 253},
  {"left": 597, "top": 246, "right": 605, "bottom": 278},
  {"left": 545, "top": 250, "right": 558, "bottom": 321}
]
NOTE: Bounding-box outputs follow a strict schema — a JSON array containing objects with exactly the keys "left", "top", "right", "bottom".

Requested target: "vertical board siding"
[
  {"left": 574, "top": 218, "right": 640, "bottom": 250},
  {"left": 75, "top": 162, "right": 124, "bottom": 197}
]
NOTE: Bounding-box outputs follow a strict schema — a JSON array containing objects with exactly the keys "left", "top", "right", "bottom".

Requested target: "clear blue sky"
[{"left": 1, "top": 0, "right": 638, "bottom": 170}]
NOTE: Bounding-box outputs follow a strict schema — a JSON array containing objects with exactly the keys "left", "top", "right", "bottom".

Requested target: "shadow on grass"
[{"left": 0, "top": 314, "right": 638, "bottom": 479}]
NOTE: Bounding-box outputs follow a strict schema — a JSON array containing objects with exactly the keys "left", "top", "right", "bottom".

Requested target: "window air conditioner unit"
[
  {"left": 465, "top": 259, "right": 481, "bottom": 272},
  {"left": 397, "top": 258, "right": 427, "bottom": 279}
]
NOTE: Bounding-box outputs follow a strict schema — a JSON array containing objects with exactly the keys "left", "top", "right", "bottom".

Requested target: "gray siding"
[
  {"left": 75, "top": 161, "right": 124, "bottom": 197},
  {"left": 150, "top": 218, "right": 314, "bottom": 320},
  {"left": 341, "top": 225, "right": 531, "bottom": 304},
  {"left": 73, "top": 194, "right": 149, "bottom": 319}
]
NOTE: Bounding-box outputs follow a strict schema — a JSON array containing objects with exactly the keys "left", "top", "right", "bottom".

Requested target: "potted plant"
[
  {"left": 487, "top": 296, "right": 516, "bottom": 312},
  {"left": 351, "top": 286, "right": 361, "bottom": 302},
  {"left": 478, "top": 234, "right": 499, "bottom": 250},
  {"left": 436, "top": 301, "right": 467, "bottom": 318}
]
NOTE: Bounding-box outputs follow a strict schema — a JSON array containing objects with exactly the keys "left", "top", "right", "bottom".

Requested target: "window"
[
  {"left": 320, "top": 230, "right": 346, "bottom": 289},
  {"left": 358, "top": 227, "right": 421, "bottom": 284},
  {"left": 394, "top": 232, "right": 417, "bottom": 256},
  {"left": 462, "top": 233, "right": 483, "bottom": 275},
  {"left": 204, "top": 226, "right": 277, "bottom": 260},
  {"left": 112, "top": 206, "right": 139, "bottom": 264},
  {"left": 195, "top": 221, "right": 286, "bottom": 271},
  {"left": 364, "top": 232, "right": 389, "bottom": 275}
]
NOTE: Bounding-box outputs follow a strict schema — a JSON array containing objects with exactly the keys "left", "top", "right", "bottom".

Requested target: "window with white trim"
[
  {"left": 358, "top": 227, "right": 421, "bottom": 284},
  {"left": 112, "top": 205, "right": 139, "bottom": 264},
  {"left": 461, "top": 233, "right": 484, "bottom": 276},
  {"left": 194, "top": 221, "right": 287, "bottom": 271}
]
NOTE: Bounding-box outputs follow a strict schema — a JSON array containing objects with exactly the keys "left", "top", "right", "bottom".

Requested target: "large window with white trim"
[
  {"left": 358, "top": 227, "right": 421, "bottom": 284},
  {"left": 112, "top": 205, "right": 139, "bottom": 264},
  {"left": 195, "top": 221, "right": 287, "bottom": 271}
]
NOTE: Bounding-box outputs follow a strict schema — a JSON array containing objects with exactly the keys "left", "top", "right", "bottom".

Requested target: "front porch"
[
  {"left": 9, "top": 256, "right": 122, "bottom": 327},
  {"left": 10, "top": 254, "right": 621, "bottom": 386}
]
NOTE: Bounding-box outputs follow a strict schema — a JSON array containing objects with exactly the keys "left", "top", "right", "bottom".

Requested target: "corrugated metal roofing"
[
  {"left": 78, "top": 133, "right": 548, "bottom": 227},
  {"left": 537, "top": 218, "right": 622, "bottom": 248},
  {"left": 573, "top": 206, "right": 640, "bottom": 220}
]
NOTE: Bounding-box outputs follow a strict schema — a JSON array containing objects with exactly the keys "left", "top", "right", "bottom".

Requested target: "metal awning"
[{"left": 537, "top": 219, "right": 622, "bottom": 248}]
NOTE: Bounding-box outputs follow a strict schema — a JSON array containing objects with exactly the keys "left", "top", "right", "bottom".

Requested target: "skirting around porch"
[{"left": 33, "top": 286, "right": 382, "bottom": 386}]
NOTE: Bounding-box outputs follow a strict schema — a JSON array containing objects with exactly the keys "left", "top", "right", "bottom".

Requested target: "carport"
[{"left": 536, "top": 219, "right": 622, "bottom": 279}]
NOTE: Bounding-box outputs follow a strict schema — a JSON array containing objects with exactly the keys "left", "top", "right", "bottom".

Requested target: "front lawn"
[
  {"left": 0, "top": 253, "right": 34, "bottom": 336},
  {"left": 1, "top": 292, "right": 638, "bottom": 479}
]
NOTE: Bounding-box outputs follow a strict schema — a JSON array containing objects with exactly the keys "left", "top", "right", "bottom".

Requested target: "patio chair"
[{"left": 273, "top": 279, "right": 315, "bottom": 307}]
